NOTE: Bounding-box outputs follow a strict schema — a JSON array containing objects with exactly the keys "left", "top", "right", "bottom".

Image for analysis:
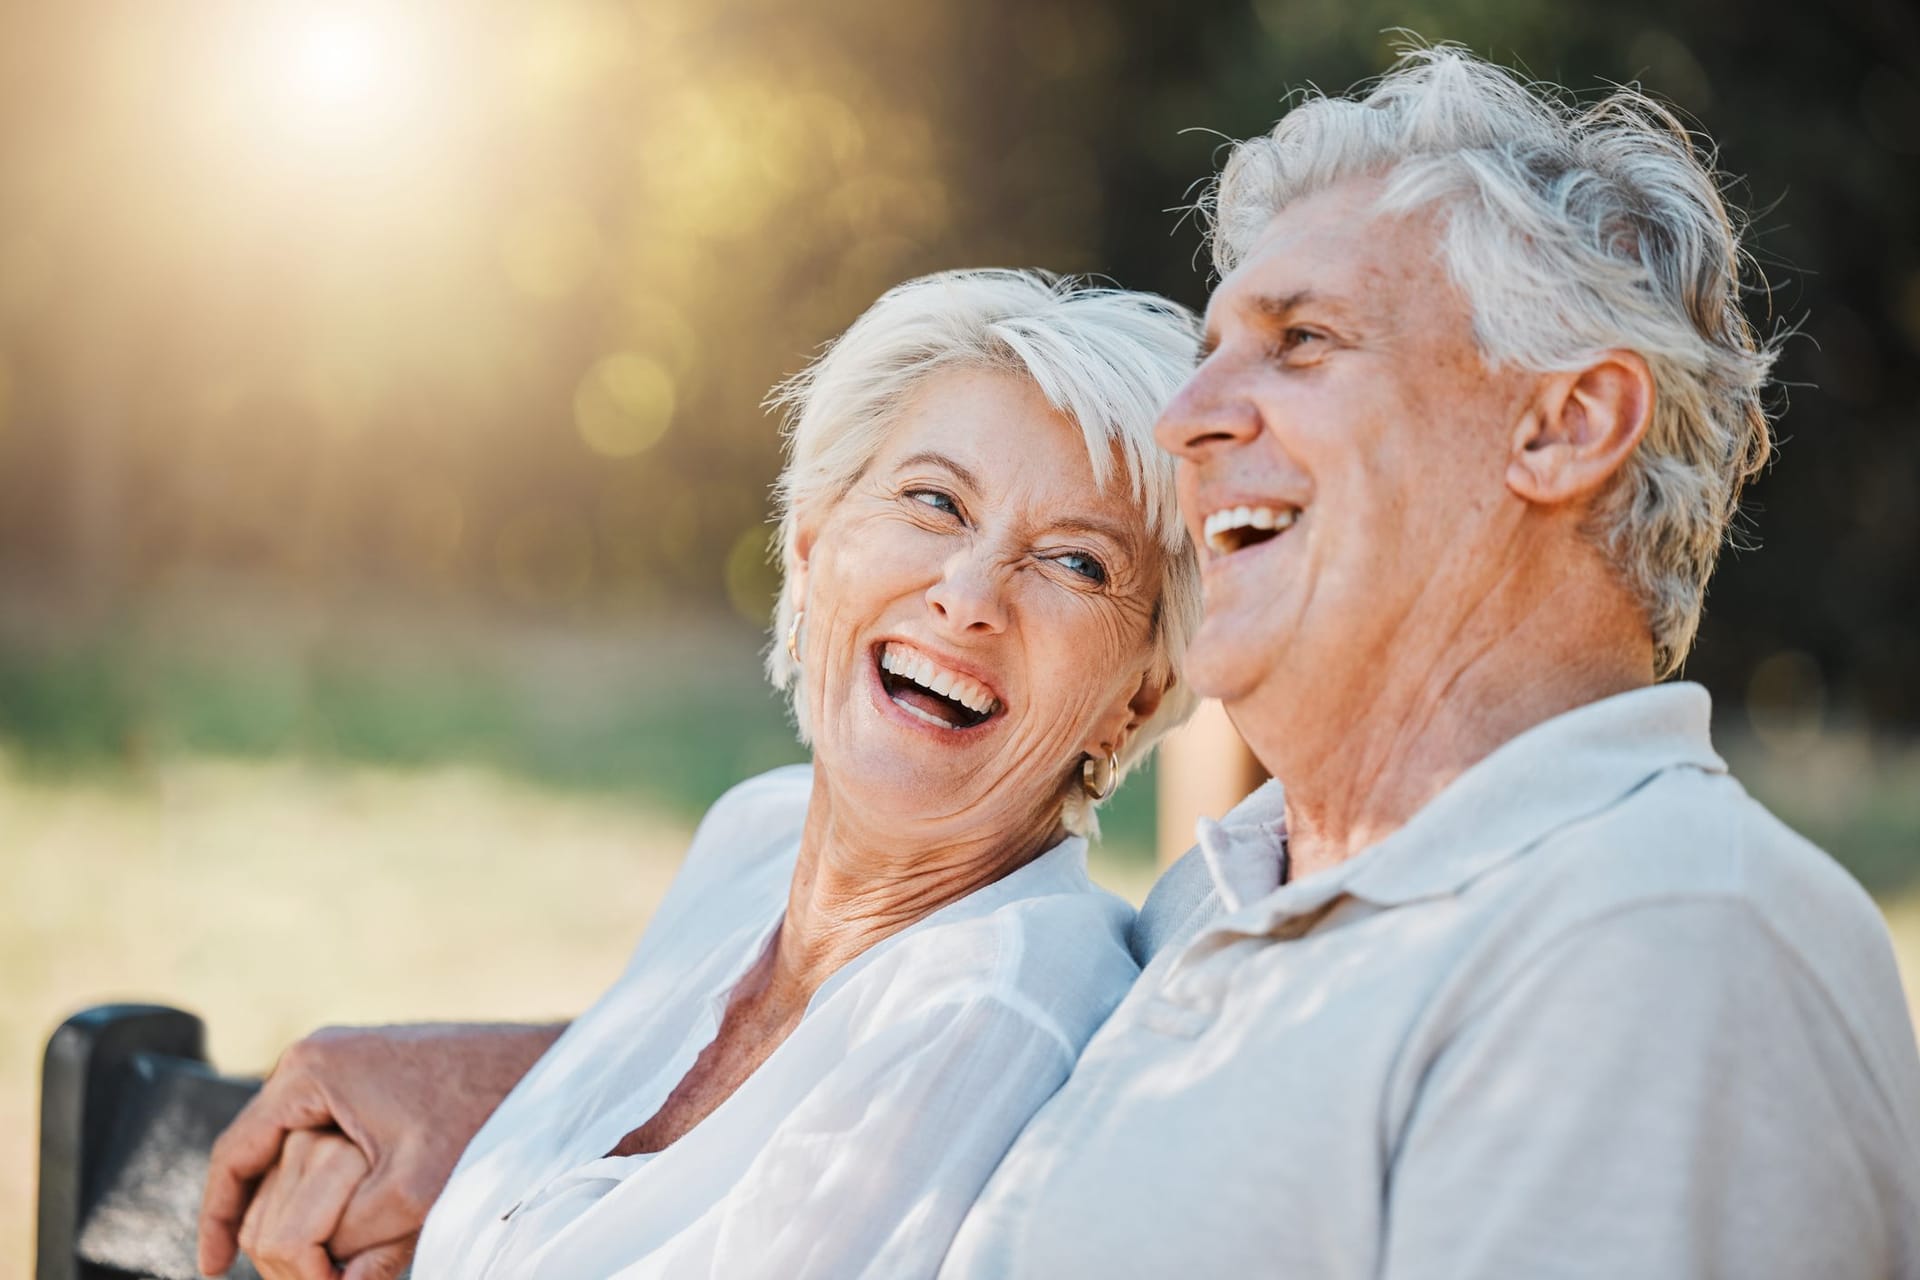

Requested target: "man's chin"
[{"left": 1181, "top": 626, "right": 1273, "bottom": 705}]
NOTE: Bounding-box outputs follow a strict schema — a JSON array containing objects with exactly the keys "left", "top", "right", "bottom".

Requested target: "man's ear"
[{"left": 1507, "top": 351, "right": 1654, "bottom": 506}]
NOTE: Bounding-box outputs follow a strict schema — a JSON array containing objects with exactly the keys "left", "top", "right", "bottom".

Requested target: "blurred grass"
[
  {"left": 0, "top": 607, "right": 804, "bottom": 822},
  {"left": 1, "top": 597, "right": 1913, "bottom": 1277}
]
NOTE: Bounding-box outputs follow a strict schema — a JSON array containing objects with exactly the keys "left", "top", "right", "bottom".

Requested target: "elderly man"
[
  {"left": 200, "top": 47, "right": 1920, "bottom": 1280},
  {"left": 938, "top": 48, "right": 1920, "bottom": 1276}
]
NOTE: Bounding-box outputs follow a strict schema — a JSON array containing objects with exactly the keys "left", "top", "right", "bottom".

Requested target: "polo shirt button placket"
[{"left": 1139, "top": 930, "right": 1269, "bottom": 1038}]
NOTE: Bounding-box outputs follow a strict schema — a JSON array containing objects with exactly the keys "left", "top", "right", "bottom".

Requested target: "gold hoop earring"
[
  {"left": 1081, "top": 750, "right": 1118, "bottom": 801},
  {"left": 786, "top": 609, "right": 805, "bottom": 665}
]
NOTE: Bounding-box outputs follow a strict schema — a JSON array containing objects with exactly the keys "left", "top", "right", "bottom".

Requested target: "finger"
[
  {"left": 341, "top": 1238, "right": 416, "bottom": 1280},
  {"left": 284, "top": 1243, "right": 342, "bottom": 1280},
  {"left": 253, "top": 1241, "right": 340, "bottom": 1280},
  {"left": 261, "top": 1138, "right": 371, "bottom": 1265},
  {"left": 225, "top": 1129, "right": 324, "bottom": 1278},
  {"left": 249, "top": 1137, "right": 370, "bottom": 1280},
  {"left": 199, "top": 1081, "right": 341, "bottom": 1274},
  {"left": 279, "top": 1127, "right": 319, "bottom": 1175},
  {"left": 331, "top": 1163, "right": 432, "bottom": 1259},
  {"left": 236, "top": 1161, "right": 282, "bottom": 1271}
]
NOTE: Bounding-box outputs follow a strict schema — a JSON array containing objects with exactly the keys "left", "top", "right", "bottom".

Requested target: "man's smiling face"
[{"left": 1154, "top": 177, "right": 1535, "bottom": 713}]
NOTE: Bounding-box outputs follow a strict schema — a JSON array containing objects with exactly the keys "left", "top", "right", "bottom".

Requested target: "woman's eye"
[
  {"left": 1052, "top": 551, "right": 1108, "bottom": 584},
  {"left": 907, "top": 489, "right": 960, "bottom": 518}
]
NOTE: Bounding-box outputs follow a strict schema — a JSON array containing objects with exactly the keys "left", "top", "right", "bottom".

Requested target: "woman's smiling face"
[{"left": 791, "top": 366, "right": 1170, "bottom": 846}]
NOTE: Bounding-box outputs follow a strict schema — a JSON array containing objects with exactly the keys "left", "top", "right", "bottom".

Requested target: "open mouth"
[
  {"left": 876, "top": 642, "right": 1001, "bottom": 731},
  {"left": 1203, "top": 505, "right": 1298, "bottom": 556}
]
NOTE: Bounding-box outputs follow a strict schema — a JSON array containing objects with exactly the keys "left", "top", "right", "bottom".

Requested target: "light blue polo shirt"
[{"left": 944, "top": 684, "right": 1920, "bottom": 1278}]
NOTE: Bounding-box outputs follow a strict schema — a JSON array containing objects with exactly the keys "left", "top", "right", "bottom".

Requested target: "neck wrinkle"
[{"left": 769, "top": 765, "right": 1066, "bottom": 1005}]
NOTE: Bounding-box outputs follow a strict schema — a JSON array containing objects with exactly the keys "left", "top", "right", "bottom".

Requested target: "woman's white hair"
[
  {"left": 764, "top": 268, "right": 1203, "bottom": 835},
  {"left": 1204, "top": 44, "right": 1778, "bottom": 676}
]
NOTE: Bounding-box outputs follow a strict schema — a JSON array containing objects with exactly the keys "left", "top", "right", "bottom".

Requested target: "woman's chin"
[
  {"left": 815, "top": 744, "right": 973, "bottom": 819},
  {"left": 816, "top": 703, "right": 1004, "bottom": 804}
]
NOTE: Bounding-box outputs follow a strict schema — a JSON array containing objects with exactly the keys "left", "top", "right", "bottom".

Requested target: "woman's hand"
[{"left": 236, "top": 1129, "right": 411, "bottom": 1280}]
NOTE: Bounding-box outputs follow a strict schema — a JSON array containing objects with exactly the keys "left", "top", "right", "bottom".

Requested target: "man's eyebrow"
[
  {"left": 892, "top": 450, "right": 983, "bottom": 492},
  {"left": 1202, "top": 288, "right": 1346, "bottom": 356},
  {"left": 1248, "top": 289, "right": 1324, "bottom": 321}
]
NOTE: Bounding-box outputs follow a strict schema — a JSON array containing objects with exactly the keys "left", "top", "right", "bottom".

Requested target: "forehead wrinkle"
[{"left": 1216, "top": 198, "right": 1417, "bottom": 330}]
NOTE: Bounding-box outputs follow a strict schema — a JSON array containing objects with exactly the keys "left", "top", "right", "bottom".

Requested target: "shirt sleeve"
[
  {"left": 615, "top": 993, "right": 1078, "bottom": 1280},
  {"left": 1380, "top": 899, "right": 1907, "bottom": 1280}
]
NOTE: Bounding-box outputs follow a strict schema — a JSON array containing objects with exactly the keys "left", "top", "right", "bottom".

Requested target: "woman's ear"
[
  {"left": 1092, "top": 667, "right": 1174, "bottom": 757},
  {"left": 1126, "top": 666, "right": 1173, "bottom": 731},
  {"left": 1507, "top": 351, "right": 1654, "bottom": 506},
  {"left": 787, "top": 507, "right": 820, "bottom": 611}
]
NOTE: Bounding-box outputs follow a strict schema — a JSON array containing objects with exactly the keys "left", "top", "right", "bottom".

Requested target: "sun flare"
[
  {"left": 290, "top": 14, "right": 386, "bottom": 109},
  {"left": 258, "top": 6, "right": 418, "bottom": 144}
]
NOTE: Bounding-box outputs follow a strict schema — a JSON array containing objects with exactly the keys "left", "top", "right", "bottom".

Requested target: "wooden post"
[{"left": 1155, "top": 698, "right": 1265, "bottom": 865}]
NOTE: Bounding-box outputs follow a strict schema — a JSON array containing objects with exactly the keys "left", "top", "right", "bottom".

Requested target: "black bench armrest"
[{"left": 39, "top": 1004, "right": 264, "bottom": 1280}]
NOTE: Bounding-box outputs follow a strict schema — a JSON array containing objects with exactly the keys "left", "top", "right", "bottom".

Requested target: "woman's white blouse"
[{"left": 410, "top": 764, "right": 1140, "bottom": 1280}]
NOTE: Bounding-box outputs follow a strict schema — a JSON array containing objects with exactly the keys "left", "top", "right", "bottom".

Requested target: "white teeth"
[
  {"left": 1203, "top": 505, "right": 1297, "bottom": 553},
  {"left": 879, "top": 643, "right": 1000, "bottom": 718},
  {"left": 896, "top": 699, "right": 954, "bottom": 729}
]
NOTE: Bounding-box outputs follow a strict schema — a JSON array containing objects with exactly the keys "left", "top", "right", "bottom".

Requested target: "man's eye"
[
  {"left": 1052, "top": 551, "right": 1108, "bottom": 584},
  {"left": 1272, "top": 328, "right": 1325, "bottom": 358},
  {"left": 907, "top": 489, "right": 960, "bottom": 517}
]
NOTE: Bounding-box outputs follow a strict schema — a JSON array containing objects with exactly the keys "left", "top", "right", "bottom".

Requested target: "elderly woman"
[{"left": 212, "top": 268, "right": 1202, "bottom": 1280}]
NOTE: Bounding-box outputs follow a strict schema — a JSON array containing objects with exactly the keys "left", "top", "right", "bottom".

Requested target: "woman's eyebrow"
[
  {"left": 892, "top": 452, "right": 1136, "bottom": 551},
  {"left": 892, "top": 450, "right": 982, "bottom": 492},
  {"left": 1049, "top": 515, "right": 1138, "bottom": 552}
]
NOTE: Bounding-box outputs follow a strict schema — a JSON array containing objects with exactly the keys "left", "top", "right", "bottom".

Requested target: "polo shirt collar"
[
  {"left": 1196, "top": 682, "right": 1726, "bottom": 931},
  {"left": 1195, "top": 778, "right": 1289, "bottom": 913}
]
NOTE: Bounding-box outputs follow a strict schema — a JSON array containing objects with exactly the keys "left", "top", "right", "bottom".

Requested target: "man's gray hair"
[
  {"left": 765, "top": 268, "right": 1203, "bottom": 834},
  {"left": 1205, "top": 45, "right": 1777, "bottom": 676}
]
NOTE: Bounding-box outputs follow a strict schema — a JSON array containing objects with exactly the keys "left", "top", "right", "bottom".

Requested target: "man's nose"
[
  {"left": 926, "top": 546, "right": 1009, "bottom": 635},
  {"left": 1154, "top": 361, "right": 1262, "bottom": 460}
]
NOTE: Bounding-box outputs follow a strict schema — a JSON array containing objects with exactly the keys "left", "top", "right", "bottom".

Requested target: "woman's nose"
[
  {"left": 926, "top": 548, "right": 1009, "bottom": 635},
  {"left": 1154, "top": 360, "right": 1263, "bottom": 460}
]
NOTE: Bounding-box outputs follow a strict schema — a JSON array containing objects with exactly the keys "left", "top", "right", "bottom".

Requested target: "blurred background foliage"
[
  {"left": 3, "top": 1, "right": 1917, "bottom": 1269},
  {"left": 0, "top": 0, "right": 1916, "bottom": 772}
]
